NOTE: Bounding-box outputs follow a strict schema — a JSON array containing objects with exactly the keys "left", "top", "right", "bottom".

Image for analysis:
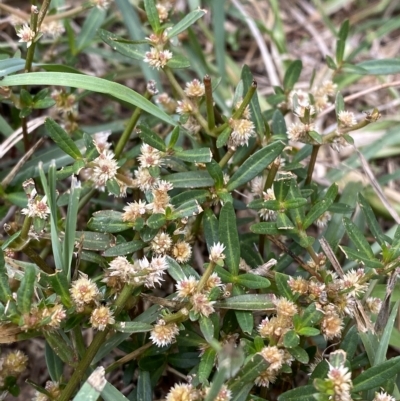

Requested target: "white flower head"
[
  {"left": 17, "top": 24, "right": 35, "bottom": 47},
  {"left": 210, "top": 242, "right": 226, "bottom": 265},
  {"left": 144, "top": 48, "right": 173, "bottom": 70}
]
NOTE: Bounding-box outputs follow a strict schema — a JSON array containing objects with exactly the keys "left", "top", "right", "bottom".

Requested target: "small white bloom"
[{"left": 17, "top": 24, "right": 35, "bottom": 47}]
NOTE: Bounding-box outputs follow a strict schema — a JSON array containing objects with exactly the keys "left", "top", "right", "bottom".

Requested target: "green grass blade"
[
  {"left": 75, "top": 7, "right": 106, "bottom": 52},
  {"left": 1, "top": 73, "right": 174, "bottom": 126},
  {"left": 39, "top": 161, "right": 63, "bottom": 271}
]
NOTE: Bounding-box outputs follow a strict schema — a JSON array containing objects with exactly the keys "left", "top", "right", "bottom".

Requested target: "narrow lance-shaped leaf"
[
  {"left": 166, "top": 8, "right": 207, "bottom": 39},
  {"left": 336, "top": 19, "right": 349, "bottom": 65},
  {"left": 343, "top": 217, "right": 375, "bottom": 258},
  {"left": 87, "top": 211, "right": 132, "bottom": 233},
  {"left": 138, "top": 124, "right": 167, "bottom": 151},
  {"left": 45, "top": 271, "right": 72, "bottom": 308},
  {"left": 72, "top": 367, "right": 106, "bottom": 401},
  {"left": 174, "top": 148, "right": 212, "bottom": 163},
  {"left": 163, "top": 171, "right": 213, "bottom": 188},
  {"left": 219, "top": 202, "right": 240, "bottom": 275},
  {"left": 63, "top": 177, "right": 81, "bottom": 279},
  {"left": 76, "top": 7, "right": 106, "bottom": 51},
  {"left": 98, "top": 29, "right": 146, "bottom": 61},
  {"left": 199, "top": 316, "right": 214, "bottom": 343},
  {"left": 144, "top": 0, "right": 161, "bottom": 33},
  {"left": 198, "top": 347, "right": 216, "bottom": 384},
  {"left": 203, "top": 209, "right": 219, "bottom": 251},
  {"left": 358, "top": 193, "right": 387, "bottom": 247},
  {"left": 0, "top": 249, "right": 12, "bottom": 303},
  {"left": 303, "top": 183, "right": 338, "bottom": 229},
  {"left": 137, "top": 370, "right": 152, "bottom": 401},
  {"left": 352, "top": 356, "right": 400, "bottom": 392},
  {"left": 277, "top": 385, "right": 317, "bottom": 401},
  {"left": 17, "top": 265, "right": 36, "bottom": 314},
  {"left": 283, "top": 60, "right": 302, "bottom": 91},
  {"left": 1, "top": 73, "right": 175, "bottom": 126},
  {"left": 45, "top": 118, "right": 83, "bottom": 160},
  {"left": 103, "top": 240, "right": 145, "bottom": 257},
  {"left": 206, "top": 159, "right": 224, "bottom": 189},
  {"left": 227, "top": 141, "right": 285, "bottom": 191},
  {"left": 215, "top": 294, "right": 275, "bottom": 310},
  {"left": 335, "top": 92, "right": 345, "bottom": 115}
]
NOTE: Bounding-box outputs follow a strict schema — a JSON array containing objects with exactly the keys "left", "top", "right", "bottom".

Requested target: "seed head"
[
  {"left": 172, "top": 241, "right": 192, "bottom": 263},
  {"left": 144, "top": 47, "right": 173, "bottom": 70},
  {"left": 151, "top": 231, "right": 173, "bottom": 254},
  {"left": 191, "top": 293, "right": 215, "bottom": 317},
  {"left": 2, "top": 350, "right": 28, "bottom": 375},
  {"left": 229, "top": 118, "right": 255, "bottom": 147},
  {"left": 176, "top": 276, "right": 198, "bottom": 298},
  {"left": 122, "top": 200, "right": 147, "bottom": 222},
  {"left": 259, "top": 345, "right": 285, "bottom": 370},
  {"left": 184, "top": 79, "right": 205, "bottom": 97},
  {"left": 70, "top": 273, "right": 100, "bottom": 309},
  {"left": 92, "top": 150, "right": 118, "bottom": 188},
  {"left": 338, "top": 110, "right": 357, "bottom": 127},
  {"left": 275, "top": 297, "right": 297, "bottom": 317},
  {"left": 165, "top": 383, "right": 197, "bottom": 401}
]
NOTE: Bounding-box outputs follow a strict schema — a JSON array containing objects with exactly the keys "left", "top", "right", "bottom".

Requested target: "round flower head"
[
  {"left": 70, "top": 273, "right": 100, "bottom": 309},
  {"left": 209, "top": 242, "right": 226, "bottom": 264},
  {"left": 17, "top": 24, "right": 35, "bottom": 47},
  {"left": 143, "top": 47, "right": 173, "bottom": 70},
  {"left": 229, "top": 118, "right": 255, "bottom": 147},
  {"left": 166, "top": 383, "right": 197, "bottom": 401},
  {"left": 150, "top": 319, "right": 179, "bottom": 347},
  {"left": 259, "top": 345, "right": 284, "bottom": 370},
  {"left": 90, "top": 306, "right": 115, "bottom": 331},
  {"left": 172, "top": 241, "right": 192, "bottom": 263},
  {"left": 184, "top": 79, "right": 205, "bottom": 97}
]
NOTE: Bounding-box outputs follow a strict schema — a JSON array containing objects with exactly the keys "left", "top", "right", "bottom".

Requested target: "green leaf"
[
  {"left": 219, "top": 202, "right": 240, "bottom": 275},
  {"left": 308, "top": 130, "right": 323, "bottom": 144},
  {"left": 288, "top": 346, "right": 309, "bottom": 364},
  {"left": 168, "top": 199, "right": 203, "bottom": 219},
  {"left": 45, "top": 342, "right": 64, "bottom": 382},
  {"left": 45, "top": 271, "right": 72, "bottom": 308},
  {"left": 137, "top": 370, "right": 152, "bottom": 401},
  {"left": 167, "top": 55, "right": 191, "bottom": 69},
  {"left": 235, "top": 310, "right": 254, "bottom": 334},
  {"left": 144, "top": 0, "right": 161, "bottom": 33},
  {"left": 326, "top": 55, "right": 337, "bottom": 70},
  {"left": 297, "top": 327, "right": 320, "bottom": 336},
  {"left": 336, "top": 19, "right": 349, "bottom": 65},
  {"left": 102, "top": 383, "right": 130, "bottom": 401},
  {"left": 138, "top": 124, "right": 167, "bottom": 151},
  {"left": 166, "top": 8, "right": 207, "bottom": 39},
  {"left": 199, "top": 347, "right": 216, "bottom": 384},
  {"left": 75, "top": 231, "right": 115, "bottom": 251},
  {"left": 73, "top": 367, "right": 106, "bottom": 400},
  {"left": 358, "top": 193, "right": 387, "bottom": 247},
  {"left": 227, "top": 141, "right": 285, "bottom": 191},
  {"left": 216, "top": 127, "right": 231, "bottom": 148},
  {"left": 298, "top": 303, "right": 324, "bottom": 329},
  {"left": 200, "top": 315, "right": 214, "bottom": 343},
  {"left": 174, "top": 148, "right": 212, "bottom": 163},
  {"left": 339, "top": 245, "right": 384, "bottom": 269},
  {"left": 340, "top": 325, "right": 359, "bottom": 360},
  {"left": 275, "top": 272, "right": 294, "bottom": 301},
  {"left": 303, "top": 183, "right": 338, "bottom": 229},
  {"left": 76, "top": 7, "right": 106, "bottom": 51},
  {"left": 147, "top": 213, "right": 166, "bottom": 229},
  {"left": 112, "top": 321, "right": 153, "bottom": 333},
  {"left": 342, "top": 217, "right": 375, "bottom": 258},
  {"left": 283, "top": 330, "right": 300, "bottom": 348},
  {"left": 335, "top": 92, "right": 345, "bottom": 115},
  {"left": 0, "top": 57, "right": 27, "bottom": 78},
  {"left": 250, "top": 221, "right": 282, "bottom": 235},
  {"left": 103, "top": 240, "right": 145, "bottom": 257},
  {"left": 44, "top": 331, "right": 77, "bottom": 367},
  {"left": 203, "top": 209, "right": 219, "bottom": 251},
  {"left": 356, "top": 58, "right": 400, "bottom": 75},
  {"left": 241, "top": 65, "right": 264, "bottom": 138},
  {"left": 271, "top": 109, "right": 287, "bottom": 136},
  {"left": 206, "top": 160, "right": 224, "bottom": 189},
  {"left": 1, "top": 73, "right": 175, "bottom": 126},
  {"left": 0, "top": 249, "right": 12, "bottom": 303},
  {"left": 98, "top": 29, "right": 146, "bottom": 61},
  {"left": 228, "top": 354, "right": 269, "bottom": 394},
  {"left": 39, "top": 162, "right": 63, "bottom": 271},
  {"left": 283, "top": 60, "right": 303, "bottom": 91},
  {"left": 163, "top": 171, "right": 213, "bottom": 188},
  {"left": 106, "top": 179, "right": 121, "bottom": 197},
  {"left": 171, "top": 189, "right": 210, "bottom": 207},
  {"left": 235, "top": 273, "right": 270, "bottom": 289},
  {"left": 88, "top": 211, "right": 131, "bottom": 233},
  {"left": 63, "top": 177, "right": 81, "bottom": 279},
  {"left": 352, "top": 356, "right": 400, "bottom": 392},
  {"left": 375, "top": 301, "right": 400, "bottom": 366},
  {"left": 278, "top": 385, "right": 316, "bottom": 401},
  {"left": 215, "top": 294, "right": 274, "bottom": 310},
  {"left": 17, "top": 265, "right": 35, "bottom": 314},
  {"left": 276, "top": 212, "right": 295, "bottom": 230},
  {"left": 165, "top": 255, "right": 189, "bottom": 281}
]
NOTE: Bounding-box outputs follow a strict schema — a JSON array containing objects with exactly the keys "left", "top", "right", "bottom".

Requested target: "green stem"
[
  {"left": 73, "top": 325, "right": 86, "bottom": 359},
  {"left": 306, "top": 245, "right": 320, "bottom": 265},
  {"left": 37, "top": 0, "right": 53, "bottom": 27},
  {"left": 264, "top": 158, "right": 280, "bottom": 190},
  {"left": 22, "top": 246, "right": 54, "bottom": 274},
  {"left": 204, "top": 75, "right": 215, "bottom": 130},
  {"left": 197, "top": 262, "right": 216, "bottom": 293},
  {"left": 20, "top": 216, "right": 32, "bottom": 242},
  {"left": 77, "top": 188, "right": 96, "bottom": 212},
  {"left": 58, "top": 284, "right": 134, "bottom": 401},
  {"left": 114, "top": 91, "right": 151, "bottom": 158},
  {"left": 305, "top": 145, "right": 320, "bottom": 185},
  {"left": 105, "top": 341, "right": 153, "bottom": 373},
  {"left": 218, "top": 148, "right": 235, "bottom": 168},
  {"left": 232, "top": 80, "right": 257, "bottom": 119}
]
